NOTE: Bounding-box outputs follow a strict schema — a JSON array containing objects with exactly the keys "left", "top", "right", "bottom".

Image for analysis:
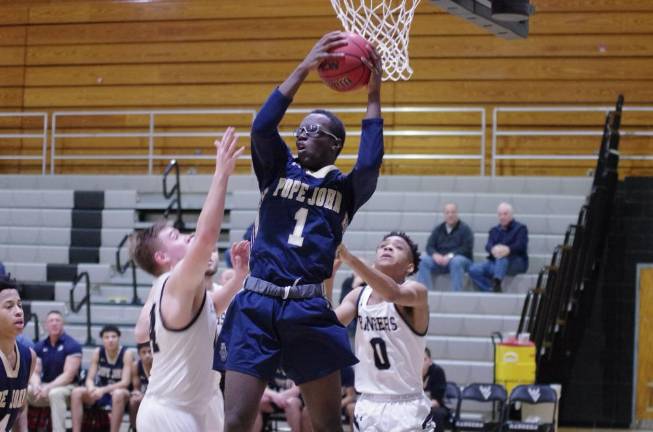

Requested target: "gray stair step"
[
  {"left": 230, "top": 210, "right": 576, "bottom": 236},
  {"left": 0, "top": 175, "right": 590, "bottom": 196},
  {"left": 230, "top": 190, "right": 585, "bottom": 215},
  {"left": 428, "top": 313, "right": 520, "bottom": 337},
  {"left": 0, "top": 190, "right": 136, "bottom": 209},
  {"left": 426, "top": 336, "right": 494, "bottom": 362},
  {"left": 0, "top": 227, "right": 131, "bottom": 247}
]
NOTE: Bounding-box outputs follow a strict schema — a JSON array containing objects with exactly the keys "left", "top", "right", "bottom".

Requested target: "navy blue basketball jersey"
[
  {"left": 0, "top": 341, "right": 32, "bottom": 431},
  {"left": 250, "top": 89, "right": 384, "bottom": 286},
  {"left": 96, "top": 346, "right": 126, "bottom": 387},
  {"left": 137, "top": 360, "right": 148, "bottom": 393}
]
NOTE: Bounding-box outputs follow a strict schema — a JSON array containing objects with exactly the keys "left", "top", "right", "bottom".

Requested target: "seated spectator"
[
  {"left": 469, "top": 202, "right": 529, "bottom": 293},
  {"left": 416, "top": 203, "right": 473, "bottom": 291},
  {"left": 70, "top": 325, "right": 133, "bottom": 432},
  {"left": 423, "top": 348, "right": 450, "bottom": 432},
  {"left": 129, "top": 342, "right": 152, "bottom": 431},
  {"left": 301, "top": 366, "right": 356, "bottom": 431},
  {"left": 28, "top": 311, "right": 82, "bottom": 432},
  {"left": 253, "top": 368, "right": 303, "bottom": 432}
]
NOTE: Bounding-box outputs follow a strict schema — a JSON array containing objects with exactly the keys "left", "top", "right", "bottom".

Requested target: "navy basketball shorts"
[{"left": 214, "top": 290, "right": 358, "bottom": 385}]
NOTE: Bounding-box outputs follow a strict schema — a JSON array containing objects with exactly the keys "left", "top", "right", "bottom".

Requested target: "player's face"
[
  {"left": 295, "top": 113, "right": 341, "bottom": 171},
  {"left": 375, "top": 236, "right": 414, "bottom": 275},
  {"left": 101, "top": 331, "right": 120, "bottom": 351},
  {"left": 138, "top": 346, "right": 153, "bottom": 367},
  {"left": 45, "top": 312, "right": 64, "bottom": 337},
  {"left": 156, "top": 226, "right": 193, "bottom": 267},
  {"left": 0, "top": 289, "right": 24, "bottom": 337}
]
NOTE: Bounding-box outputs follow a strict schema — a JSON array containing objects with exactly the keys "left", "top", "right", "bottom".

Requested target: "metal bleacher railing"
[
  {"left": 0, "top": 112, "right": 48, "bottom": 174},
  {"left": 491, "top": 106, "right": 653, "bottom": 176},
  {"left": 3, "top": 105, "right": 652, "bottom": 175},
  {"left": 3, "top": 107, "right": 487, "bottom": 175}
]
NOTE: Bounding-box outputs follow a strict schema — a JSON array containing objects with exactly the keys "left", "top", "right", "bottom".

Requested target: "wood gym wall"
[{"left": 1, "top": 0, "right": 653, "bottom": 175}]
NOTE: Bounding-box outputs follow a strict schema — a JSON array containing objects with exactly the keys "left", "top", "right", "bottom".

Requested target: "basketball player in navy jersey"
[
  {"left": 335, "top": 233, "right": 434, "bottom": 431},
  {"left": 215, "top": 31, "right": 383, "bottom": 432},
  {"left": 128, "top": 342, "right": 151, "bottom": 430},
  {"left": 70, "top": 325, "right": 132, "bottom": 432},
  {"left": 130, "top": 128, "right": 248, "bottom": 431},
  {"left": 0, "top": 275, "right": 36, "bottom": 432}
]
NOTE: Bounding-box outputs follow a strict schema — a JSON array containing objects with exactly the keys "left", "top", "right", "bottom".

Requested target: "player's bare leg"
[
  {"left": 223, "top": 371, "right": 267, "bottom": 432},
  {"left": 299, "top": 370, "right": 343, "bottom": 432}
]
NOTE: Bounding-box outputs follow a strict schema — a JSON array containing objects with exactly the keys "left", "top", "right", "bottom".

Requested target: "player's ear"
[
  {"left": 406, "top": 263, "right": 414, "bottom": 275},
  {"left": 154, "top": 250, "right": 168, "bottom": 266}
]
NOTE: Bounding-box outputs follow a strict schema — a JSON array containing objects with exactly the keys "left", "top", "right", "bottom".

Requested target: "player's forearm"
[
  {"left": 341, "top": 252, "right": 401, "bottom": 302},
  {"left": 194, "top": 172, "right": 229, "bottom": 250},
  {"left": 365, "top": 89, "right": 381, "bottom": 119},
  {"left": 279, "top": 65, "right": 310, "bottom": 99}
]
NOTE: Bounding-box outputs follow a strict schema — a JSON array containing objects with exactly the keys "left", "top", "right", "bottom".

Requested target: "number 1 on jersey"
[{"left": 288, "top": 207, "right": 308, "bottom": 247}]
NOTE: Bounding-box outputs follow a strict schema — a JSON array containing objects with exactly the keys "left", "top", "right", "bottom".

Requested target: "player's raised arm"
[
  {"left": 335, "top": 285, "right": 364, "bottom": 327},
  {"left": 347, "top": 46, "right": 384, "bottom": 214},
  {"left": 211, "top": 240, "right": 250, "bottom": 316},
  {"left": 338, "top": 243, "right": 427, "bottom": 308},
  {"left": 165, "top": 129, "right": 242, "bottom": 320}
]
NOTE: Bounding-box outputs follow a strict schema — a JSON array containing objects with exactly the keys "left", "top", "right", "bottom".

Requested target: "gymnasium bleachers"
[{"left": 0, "top": 173, "right": 589, "bottom": 387}]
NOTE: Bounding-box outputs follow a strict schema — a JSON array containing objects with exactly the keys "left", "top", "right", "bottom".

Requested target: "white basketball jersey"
[
  {"left": 144, "top": 273, "right": 218, "bottom": 414},
  {"left": 354, "top": 285, "right": 427, "bottom": 395}
]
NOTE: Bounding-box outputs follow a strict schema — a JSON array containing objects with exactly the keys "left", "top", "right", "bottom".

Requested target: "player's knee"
[{"left": 224, "top": 409, "right": 253, "bottom": 431}]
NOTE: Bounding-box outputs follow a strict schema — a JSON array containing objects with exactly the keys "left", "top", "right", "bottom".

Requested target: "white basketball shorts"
[{"left": 354, "top": 393, "right": 435, "bottom": 432}]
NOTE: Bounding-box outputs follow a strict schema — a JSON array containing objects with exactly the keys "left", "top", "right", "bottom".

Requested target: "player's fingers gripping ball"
[{"left": 318, "top": 32, "right": 374, "bottom": 92}]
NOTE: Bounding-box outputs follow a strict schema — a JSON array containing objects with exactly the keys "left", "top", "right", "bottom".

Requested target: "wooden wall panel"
[{"left": 0, "top": 0, "right": 652, "bottom": 175}]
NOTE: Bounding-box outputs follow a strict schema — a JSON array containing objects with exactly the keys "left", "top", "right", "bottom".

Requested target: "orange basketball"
[{"left": 318, "top": 32, "right": 373, "bottom": 92}]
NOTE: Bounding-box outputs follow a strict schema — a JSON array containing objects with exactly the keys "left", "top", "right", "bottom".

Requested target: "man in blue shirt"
[
  {"left": 28, "top": 311, "right": 82, "bottom": 432},
  {"left": 469, "top": 202, "right": 529, "bottom": 292},
  {"left": 416, "top": 203, "right": 474, "bottom": 291},
  {"left": 215, "top": 31, "right": 384, "bottom": 432}
]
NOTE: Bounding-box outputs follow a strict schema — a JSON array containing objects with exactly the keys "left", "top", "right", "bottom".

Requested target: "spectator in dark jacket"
[
  {"left": 469, "top": 202, "right": 528, "bottom": 293},
  {"left": 416, "top": 203, "right": 473, "bottom": 291}
]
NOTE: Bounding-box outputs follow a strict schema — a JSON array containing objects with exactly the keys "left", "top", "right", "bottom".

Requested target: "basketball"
[{"left": 318, "top": 32, "right": 372, "bottom": 92}]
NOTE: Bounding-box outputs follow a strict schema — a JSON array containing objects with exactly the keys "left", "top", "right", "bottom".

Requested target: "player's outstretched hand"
[
  {"left": 215, "top": 127, "right": 244, "bottom": 176},
  {"left": 362, "top": 44, "right": 382, "bottom": 95},
  {"left": 230, "top": 240, "right": 250, "bottom": 275},
  {"left": 299, "top": 31, "right": 347, "bottom": 72},
  {"left": 336, "top": 243, "right": 353, "bottom": 264}
]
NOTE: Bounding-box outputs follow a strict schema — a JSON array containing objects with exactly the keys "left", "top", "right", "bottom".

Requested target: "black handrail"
[
  {"left": 69, "top": 271, "right": 94, "bottom": 346},
  {"left": 116, "top": 233, "right": 141, "bottom": 305},
  {"left": 163, "top": 159, "right": 185, "bottom": 230}
]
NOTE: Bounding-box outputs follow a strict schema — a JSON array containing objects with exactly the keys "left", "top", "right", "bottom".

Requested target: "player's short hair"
[
  {"left": 129, "top": 220, "right": 168, "bottom": 276},
  {"left": 100, "top": 325, "right": 121, "bottom": 338},
  {"left": 136, "top": 341, "right": 150, "bottom": 352},
  {"left": 383, "top": 231, "right": 420, "bottom": 275},
  {"left": 0, "top": 274, "right": 19, "bottom": 293},
  {"left": 46, "top": 310, "right": 63, "bottom": 318},
  {"left": 310, "top": 109, "right": 346, "bottom": 153}
]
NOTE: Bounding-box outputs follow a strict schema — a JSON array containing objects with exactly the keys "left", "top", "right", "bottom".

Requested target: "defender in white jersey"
[
  {"left": 335, "top": 232, "right": 435, "bottom": 432},
  {"left": 129, "top": 127, "right": 246, "bottom": 432}
]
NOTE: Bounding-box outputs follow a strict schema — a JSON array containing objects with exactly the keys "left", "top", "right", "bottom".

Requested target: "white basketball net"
[{"left": 330, "top": 0, "right": 421, "bottom": 81}]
